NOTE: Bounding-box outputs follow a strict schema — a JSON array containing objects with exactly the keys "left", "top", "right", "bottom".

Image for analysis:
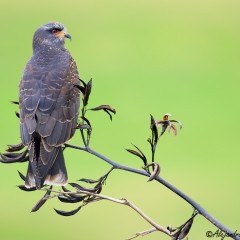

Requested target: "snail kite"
[{"left": 19, "top": 22, "right": 80, "bottom": 189}]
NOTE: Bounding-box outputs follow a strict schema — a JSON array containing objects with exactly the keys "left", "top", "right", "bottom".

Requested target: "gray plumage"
[{"left": 19, "top": 22, "right": 80, "bottom": 189}]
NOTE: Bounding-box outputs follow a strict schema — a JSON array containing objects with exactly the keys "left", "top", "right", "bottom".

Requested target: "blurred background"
[{"left": 0, "top": 0, "right": 239, "bottom": 239}]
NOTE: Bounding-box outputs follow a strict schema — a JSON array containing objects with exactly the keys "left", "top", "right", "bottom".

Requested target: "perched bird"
[{"left": 19, "top": 22, "right": 80, "bottom": 189}]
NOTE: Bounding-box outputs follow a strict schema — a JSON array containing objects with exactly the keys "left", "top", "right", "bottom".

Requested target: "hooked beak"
[{"left": 64, "top": 33, "right": 72, "bottom": 41}]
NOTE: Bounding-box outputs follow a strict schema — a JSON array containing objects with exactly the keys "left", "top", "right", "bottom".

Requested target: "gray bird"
[{"left": 19, "top": 22, "right": 80, "bottom": 189}]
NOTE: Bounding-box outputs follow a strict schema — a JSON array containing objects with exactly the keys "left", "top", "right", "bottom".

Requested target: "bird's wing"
[
  {"left": 19, "top": 55, "right": 80, "bottom": 152},
  {"left": 36, "top": 57, "right": 80, "bottom": 149}
]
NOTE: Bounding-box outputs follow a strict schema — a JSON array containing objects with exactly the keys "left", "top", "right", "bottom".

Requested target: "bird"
[{"left": 19, "top": 22, "right": 80, "bottom": 189}]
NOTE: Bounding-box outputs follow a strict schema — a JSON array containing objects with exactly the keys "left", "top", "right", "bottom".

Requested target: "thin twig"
[
  {"left": 64, "top": 143, "right": 240, "bottom": 240},
  {"left": 126, "top": 228, "right": 157, "bottom": 240},
  {"left": 44, "top": 188, "right": 170, "bottom": 236}
]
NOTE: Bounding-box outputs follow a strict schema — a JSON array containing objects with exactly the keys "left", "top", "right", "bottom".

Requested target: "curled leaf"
[
  {"left": 170, "top": 120, "right": 183, "bottom": 130},
  {"left": 6, "top": 143, "right": 24, "bottom": 152},
  {"left": 146, "top": 162, "right": 161, "bottom": 182},
  {"left": 90, "top": 105, "right": 116, "bottom": 114},
  {"left": 0, "top": 150, "right": 28, "bottom": 163},
  {"left": 90, "top": 105, "right": 116, "bottom": 121},
  {"left": 54, "top": 206, "right": 82, "bottom": 216},
  {"left": 58, "top": 195, "right": 86, "bottom": 203},
  {"left": 169, "top": 124, "right": 177, "bottom": 136},
  {"left": 31, "top": 186, "right": 52, "bottom": 212},
  {"left": 74, "top": 84, "right": 85, "bottom": 95},
  {"left": 17, "top": 185, "right": 36, "bottom": 192}
]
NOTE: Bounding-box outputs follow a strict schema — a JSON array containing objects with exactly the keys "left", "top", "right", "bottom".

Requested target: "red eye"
[{"left": 52, "top": 29, "right": 59, "bottom": 34}]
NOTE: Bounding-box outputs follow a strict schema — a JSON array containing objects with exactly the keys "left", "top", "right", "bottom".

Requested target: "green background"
[{"left": 0, "top": 0, "right": 239, "bottom": 239}]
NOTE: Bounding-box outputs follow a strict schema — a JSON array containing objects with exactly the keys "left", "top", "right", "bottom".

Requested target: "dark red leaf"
[
  {"left": 69, "top": 183, "right": 98, "bottom": 193},
  {"left": 150, "top": 115, "right": 158, "bottom": 143},
  {"left": 17, "top": 171, "right": 26, "bottom": 181},
  {"left": 58, "top": 195, "right": 85, "bottom": 203},
  {"left": 15, "top": 112, "right": 20, "bottom": 118},
  {"left": 81, "top": 116, "right": 91, "bottom": 127},
  {"left": 11, "top": 101, "right": 19, "bottom": 105},
  {"left": 0, "top": 150, "right": 28, "bottom": 163},
  {"left": 79, "top": 79, "right": 87, "bottom": 88},
  {"left": 170, "top": 120, "right": 183, "bottom": 129},
  {"left": 31, "top": 186, "right": 52, "bottom": 212},
  {"left": 6, "top": 143, "right": 25, "bottom": 152},
  {"left": 90, "top": 105, "right": 116, "bottom": 114},
  {"left": 78, "top": 178, "right": 99, "bottom": 184},
  {"left": 17, "top": 185, "right": 36, "bottom": 192},
  {"left": 74, "top": 84, "right": 85, "bottom": 95},
  {"left": 54, "top": 206, "right": 82, "bottom": 216},
  {"left": 83, "top": 78, "right": 92, "bottom": 106}
]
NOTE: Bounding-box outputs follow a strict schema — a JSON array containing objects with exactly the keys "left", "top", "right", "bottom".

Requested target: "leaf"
[
  {"left": 81, "top": 116, "right": 91, "bottom": 127},
  {"left": 90, "top": 105, "right": 116, "bottom": 121},
  {"left": 0, "top": 150, "right": 28, "bottom": 163},
  {"left": 172, "top": 218, "right": 194, "bottom": 240},
  {"left": 160, "top": 123, "right": 168, "bottom": 136},
  {"left": 126, "top": 149, "right": 144, "bottom": 160},
  {"left": 104, "top": 109, "right": 113, "bottom": 121},
  {"left": 79, "top": 79, "right": 87, "bottom": 88},
  {"left": 170, "top": 120, "right": 183, "bottom": 129},
  {"left": 74, "top": 84, "right": 85, "bottom": 95},
  {"left": 168, "top": 124, "right": 177, "bottom": 136},
  {"left": 17, "top": 185, "right": 37, "bottom": 192},
  {"left": 54, "top": 206, "right": 82, "bottom": 216},
  {"left": 6, "top": 143, "right": 25, "bottom": 152},
  {"left": 78, "top": 178, "right": 99, "bottom": 184},
  {"left": 76, "top": 124, "right": 91, "bottom": 130},
  {"left": 15, "top": 112, "right": 20, "bottom": 118},
  {"left": 62, "top": 186, "right": 71, "bottom": 192},
  {"left": 58, "top": 195, "right": 85, "bottom": 203},
  {"left": 132, "top": 144, "right": 147, "bottom": 166},
  {"left": 83, "top": 78, "right": 92, "bottom": 106},
  {"left": 126, "top": 144, "right": 147, "bottom": 166},
  {"left": 11, "top": 101, "right": 19, "bottom": 105},
  {"left": 17, "top": 171, "right": 26, "bottom": 181},
  {"left": 150, "top": 115, "right": 158, "bottom": 144},
  {"left": 31, "top": 186, "right": 52, "bottom": 212},
  {"left": 90, "top": 105, "right": 116, "bottom": 114},
  {"left": 146, "top": 162, "right": 161, "bottom": 182},
  {"left": 69, "top": 183, "right": 99, "bottom": 193}
]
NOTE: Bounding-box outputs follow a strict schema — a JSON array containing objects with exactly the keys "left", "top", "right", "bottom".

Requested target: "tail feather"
[{"left": 25, "top": 137, "right": 67, "bottom": 189}]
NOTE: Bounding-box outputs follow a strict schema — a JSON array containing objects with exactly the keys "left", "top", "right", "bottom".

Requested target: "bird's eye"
[{"left": 52, "top": 29, "right": 59, "bottom": 34}]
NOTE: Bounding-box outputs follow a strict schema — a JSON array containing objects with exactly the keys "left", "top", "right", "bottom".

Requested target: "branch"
[
  {"left": 45, "top": 188, "right": 171, "bottom": 237},
  {"left": 64, "top": 143, "right": 240, "bottom": 240}
]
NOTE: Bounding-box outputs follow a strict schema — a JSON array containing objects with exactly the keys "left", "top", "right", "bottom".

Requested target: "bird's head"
[{"left": 33, "top": 22, "right": 71, "bottom": 50}]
